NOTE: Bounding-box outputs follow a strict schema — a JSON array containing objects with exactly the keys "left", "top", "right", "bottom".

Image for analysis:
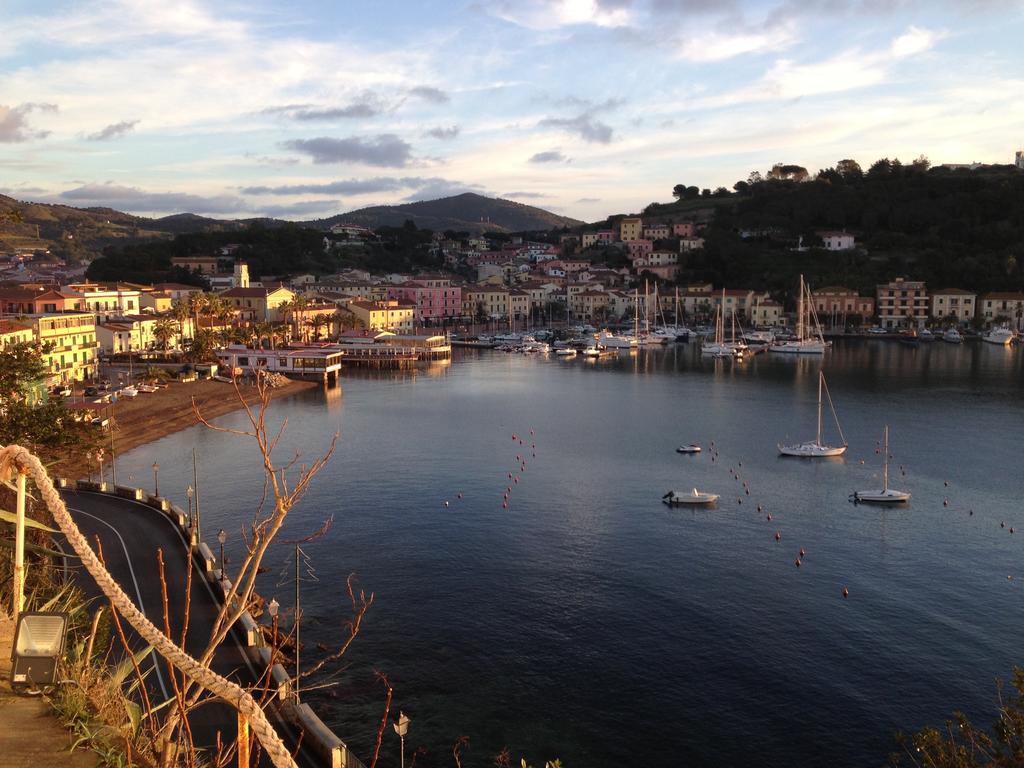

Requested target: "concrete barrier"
[
  {"left": 115, "top": 485, "right": 144, "bottom": 500},
  {"left": 256, "top": 648, "right": 291, "bottom": 700},
  {"left": 146, "top": 495, "right": 170, "bottom": 512},
  {"left": 284, "top": 702, "right": 367, "bottom": 768},
  {"left": 196, "top": 542, "right": 215, "bottom": 575},
  {"left": 76, "top": 480, "right": 107, "bottom": 493}
]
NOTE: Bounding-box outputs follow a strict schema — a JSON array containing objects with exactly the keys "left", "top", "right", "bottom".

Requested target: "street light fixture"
[
  {"left": 152, "top": 461, "right": 159, "bottom": 497},
  {"left": 217, "top": 529, "right": 227, "bottom": 582},
  {"left": 186, "top": 484, "right": 194, "bottom": 529},
  {"left": 393, "top": 711, "right": 411, "bottom": 768},
  {"left": 11, "top": 612, "right": 69, "bottom": 688}
]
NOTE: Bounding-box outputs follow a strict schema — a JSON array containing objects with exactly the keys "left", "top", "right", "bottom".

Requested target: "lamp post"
[
  {"left": 217, "top": 529, "right": 227, "bottom": 582},
  {"left": 393, "top": 711, "right": 411, "bottom": 768},
  {"left": 186, "top": 484, "right": 194, "bottom": 532},
  {"left": 152, "top": 461, "right": 159, "bottom": 497}
]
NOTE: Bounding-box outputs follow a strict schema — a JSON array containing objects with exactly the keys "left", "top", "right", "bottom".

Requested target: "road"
[{"left": 61, "top": 489, "right": 316, "bottom": 768}]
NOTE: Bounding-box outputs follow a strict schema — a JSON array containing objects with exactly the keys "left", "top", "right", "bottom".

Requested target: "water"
[{"left": 114, "top": 340, "right": 1024, "bottom": 767}]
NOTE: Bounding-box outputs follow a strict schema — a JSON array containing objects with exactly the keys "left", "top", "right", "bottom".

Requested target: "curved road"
[{"left": 61, "top": 489, "right": 316, "bottom": 768}]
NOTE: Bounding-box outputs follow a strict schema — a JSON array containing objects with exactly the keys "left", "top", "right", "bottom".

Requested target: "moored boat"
[
  {"left": 851, "top": 425, "right": 910, "bottom": 504},
  {"left": 770, "top": 275, "right": 828, "bottom": 354},
  {"left": 663, "top": 488, "right": 719, "bottom": 505},
  {"left": 675, "top": 444, "right": 702, "bottom": 454},
  {"left": 778, "top": 371, "right": 847, "bottom": 457},
  {"left": 941, "top": 328, "right": 963, "bottom": 343},
  {"left": 983, "top": 326, "right": 1015, "bottom": 345}
]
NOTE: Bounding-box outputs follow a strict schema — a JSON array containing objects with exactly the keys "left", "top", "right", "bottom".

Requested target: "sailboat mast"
[
  {"left": 883, "top": 425, "right": 889, "bottom": 491},
  {"left": 816, "top": 371, "right": 823, "bottom": 446},
  {"left": 797, "top": 275, "right": 805, "bottom": 341}
]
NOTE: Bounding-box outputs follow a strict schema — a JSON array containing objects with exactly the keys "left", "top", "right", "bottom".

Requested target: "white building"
[
  {"left": 930, "top": 289, "right": 976, "bottom": 325},
  {"left": 1016, "top": 150, "right": 1024, "bottom": 170},
  {"left": 817, "top": 231, "right": 856, "bottom": 251}
]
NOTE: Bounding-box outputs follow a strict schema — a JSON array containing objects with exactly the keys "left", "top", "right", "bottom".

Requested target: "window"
[{"left": 238, "top": 356, "right": 249, "bottom": 366}]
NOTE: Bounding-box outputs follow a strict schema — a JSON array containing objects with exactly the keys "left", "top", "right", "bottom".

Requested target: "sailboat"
[
  {"left": 851, "top": 425, "right": 910, "bottom": 503},
  {"left": 778, "top": 371, "right": 847, "bottom": 457},
  {"left": 701, "top": 301, "right": 733, "bottom": 357},
  {"left": 770, "top": 275, "right": 828, "bottom": 354}
]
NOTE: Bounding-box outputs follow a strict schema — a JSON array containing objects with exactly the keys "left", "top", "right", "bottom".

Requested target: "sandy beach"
[{"left": 57, "top": 377, "right": 321, "bottom": 480}]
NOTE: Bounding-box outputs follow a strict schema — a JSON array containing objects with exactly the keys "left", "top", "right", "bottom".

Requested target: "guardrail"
[{"left": 66, "top": 478, "right": 367, "bottom": 768}]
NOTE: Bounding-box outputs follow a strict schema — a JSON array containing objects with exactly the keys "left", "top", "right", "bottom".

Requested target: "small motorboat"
[
  {"left": 942, "top": 328, "right": 963, "bottom": 343},
  {"left": 663, "top": 488, "right": 718, "bottom": 505},
  {"left": 582, "top": 346, "right": 601, "bottom": 357},
  {"left": 983, "top": 326, "right": 1015, "bottom": 345},
  {"left": 676, "top": 444, "right": 702, "bottom": 454},
  {"left": 555, "top": 348, "right": 577, "bottom": 357}
]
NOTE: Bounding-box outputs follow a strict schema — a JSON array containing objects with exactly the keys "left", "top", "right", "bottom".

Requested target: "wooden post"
[
  {"left": 237, "top": 712, "right": 250, "bottom": 768},
  {"left": 13, "top": 470, "right": 27, "bottom": 621}
]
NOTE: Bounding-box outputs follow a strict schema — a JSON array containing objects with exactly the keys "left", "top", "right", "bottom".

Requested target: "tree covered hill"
[
  {"left": 306, "top": 192, "right": 582, "bottom": 234},
  {"left": 668, "top": 161, "right": 1024, "bottom": 298}
]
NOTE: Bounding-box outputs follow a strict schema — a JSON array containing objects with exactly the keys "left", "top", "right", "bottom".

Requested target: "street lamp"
[
  {"left": 152, "top": 461, "right": 159, "bottom": 497},
  {"left": 267, "top": 598, "right": 279, "bottom": 655},
  {"left": 217, "top": 529, "right": 227, "bottom": 582},
  {"left": 393, "top": 711, "right": 411, "bottom": 768},
  {"left": 186, "top": 484, "right": 194, "bottom": 530}
]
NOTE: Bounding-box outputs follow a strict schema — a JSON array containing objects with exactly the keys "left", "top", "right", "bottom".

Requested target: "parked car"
[
  {"left": 84, "top": 386, "right": 99, "bottom": 396},
  {"left": 52, "top": 385, "right": 71, "bottom": 397}
]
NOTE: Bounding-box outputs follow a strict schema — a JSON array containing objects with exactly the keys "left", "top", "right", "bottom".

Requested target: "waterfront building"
[
  {"left": 570, "top": 289, "right": 609, "bottom": 321},
  {"left": 813, "top": 287, "right": 876, "bottom": 326},
  {"left": 619, "top": 217, "right": 643, "bottom": 242},
  {"left": 309, "top": 281, "right": 388, "bottom": 300},
  {"left": 219, "top": 285, "right": 295, "bottom": 323},
  {"left": 345, "top": 299, "right": 415, "bottom": 332},
  {"left": 978, "top": 292, "right": 1024, "bottom": 329},
  {"left": 216, "top": 344, "right": 342, "bottom": 385},
  {"left": 25, "top": 311, "right": 97, "bottom": 384},
  {"left": 386, "top": 277, "right": 463, "bottom": 324},
  {"left": 463, "top": 286, "right": 510, "bottom": 320},
  {"left": 816, "top": 231, "right": 856, "bottom": 251},
  {"left": 750, "top": 298, "right": 783, "bottom": 327},
  {"left": 930, "top": 289, "right": 976, "bottom": 325},
  {"left": 876, "top": 278, "right": 929, "bottom": 329}
]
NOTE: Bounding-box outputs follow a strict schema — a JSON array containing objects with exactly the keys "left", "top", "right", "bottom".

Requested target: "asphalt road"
[{"left": 61, "top": 489, "right": 316, "bottom": 768}]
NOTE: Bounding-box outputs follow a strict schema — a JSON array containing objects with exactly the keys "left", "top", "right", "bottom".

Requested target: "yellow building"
[
  {"left": 220, "top": 286, "right": 295, "bottom": 323},
  {"left": 0, "top": 320, "right": 34, "bottom": 349},
  {"left": 140, "top": 290, "right": 174, "bottom": 313},
  {"left": 464, "top": 286, "right": 510, "bottom": 319},
  {"left": 345, "top": 299, "right": 415, "bottom": 332},
  {"left": 28, "top": 312, "right": 98, "bottom": 384},
  {"left": 619, "top": 217, "right": 643, "bottom": 242}
]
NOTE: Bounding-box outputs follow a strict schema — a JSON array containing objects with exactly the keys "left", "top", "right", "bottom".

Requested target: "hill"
[{"left": 307, "top": 192, "right": 582, "bottom": 234}]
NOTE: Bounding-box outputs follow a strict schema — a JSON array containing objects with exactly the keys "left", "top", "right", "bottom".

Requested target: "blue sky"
[{"left": 1, "top": 0, "right": 1022, "bottom": 222}]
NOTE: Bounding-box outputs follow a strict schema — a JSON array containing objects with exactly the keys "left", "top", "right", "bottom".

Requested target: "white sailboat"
[
  {"left": 778, "top": 371, "right": 847, "bottom": 457},
  {"left": 851, "top": 425, "right": 910, "bottom": 503},
  {"left": 771, "top": 275, "right": 828, "bottom": 355},
  {"left": 702, "top": 292, "right": 734, "bottom": 357}
]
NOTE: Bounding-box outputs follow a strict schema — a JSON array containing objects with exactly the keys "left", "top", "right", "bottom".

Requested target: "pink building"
[
  {"left": 386, "top": 276, "right": 462, "bottom": 323},
  {"left": 627, "top": 240, "right": 653, "bottom": 259},
  {"left": 673, "top": 222, "right": 696, "bottom": 238},
  {"left": 596, "top": 230, "right": 616, "bottom": 244}
]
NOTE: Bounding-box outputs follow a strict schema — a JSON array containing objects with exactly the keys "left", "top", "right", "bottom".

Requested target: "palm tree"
[
  {"left": 290, "top": 295, "right": 310, "bottom": 342},
  {"left": 187, "top": 292, "right": 208, "bottom": 341},
  {"left": 308, "top": 313, "right": 327, "bottom": 342},
  {"left": 171, "top": 298, "right": 191, "bottom": 341},
  {"left": 153, "top": 317, "right": 177, "bottom": 353}
]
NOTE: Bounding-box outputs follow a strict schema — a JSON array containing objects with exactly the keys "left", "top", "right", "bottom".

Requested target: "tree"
[
  {"left": 768, "top": 163, "right": 810, "bottom": 182},
  {"left": 672, "top": 184, "right": 687, "bottom": 200},
  {"left": 152, "top": 317, "right": 177, "bottom": 353},
  {"left": 836, "top": 159, "right": 863, "bottom": 179}
]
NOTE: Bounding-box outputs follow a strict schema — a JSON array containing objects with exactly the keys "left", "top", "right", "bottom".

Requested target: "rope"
[{"left": 1, "top": 444, "right": 298, "bottom": 768}]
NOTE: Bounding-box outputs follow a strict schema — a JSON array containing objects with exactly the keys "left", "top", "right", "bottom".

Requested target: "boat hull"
[
  {"left": 851, "top": 489, "right": 911, "bottom": 503},
  {"left": 770, "top": 341, "right": 827, "bottom": 354},
  {"left": 778, "top": 442, "right": 847, "bottom": 457},
  {"left": 663, "top": 492, "right": 718, "bottom": 505}
]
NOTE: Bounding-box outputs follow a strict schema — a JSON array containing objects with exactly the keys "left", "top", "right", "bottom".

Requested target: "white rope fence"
[{"left": 1, "top": 443, "right": 298, "bottom": 768}]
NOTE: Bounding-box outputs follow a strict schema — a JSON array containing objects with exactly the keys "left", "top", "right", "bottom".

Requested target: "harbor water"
[{"left": 114, "top": 339, "right": 1024, "bottom": 767}]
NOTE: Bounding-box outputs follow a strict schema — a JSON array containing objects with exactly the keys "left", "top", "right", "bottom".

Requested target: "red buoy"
[
  {"left": 799, "top": 548, "right": 805, "bottom": 557},
  {"left": 795, "top": 559, "right": 801, "bottom": 567},
  {"left": 774, "top": 532, "right": 781, "bottom": 541},
  {"left": 842, "top": 587, "right": 849, "bottom": 598}
]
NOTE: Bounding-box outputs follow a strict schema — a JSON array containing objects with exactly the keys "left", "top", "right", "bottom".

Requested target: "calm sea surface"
[{"left": 115, "top": 340, "right": 1024, "bottom": 767}]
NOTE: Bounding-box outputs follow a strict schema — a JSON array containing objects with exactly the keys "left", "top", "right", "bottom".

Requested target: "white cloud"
[
  {"left": 890, "top": 25, "right": 945, "bottom": 57},
  {"left": 489, "top": 0, "right": 633, "bottom": 29},
  {"left": 675, "top": 25, "right": 799, "bottom": 62}
]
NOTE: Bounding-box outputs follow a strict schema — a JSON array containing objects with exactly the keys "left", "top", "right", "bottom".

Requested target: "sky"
[{"left": 1, "top": 0, "right": 1023, "bottom": 223}]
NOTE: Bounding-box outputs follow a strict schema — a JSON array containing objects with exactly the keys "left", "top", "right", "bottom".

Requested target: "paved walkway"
[{"left": 0, "top": 613, "right": 99, "bottom": 768}]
